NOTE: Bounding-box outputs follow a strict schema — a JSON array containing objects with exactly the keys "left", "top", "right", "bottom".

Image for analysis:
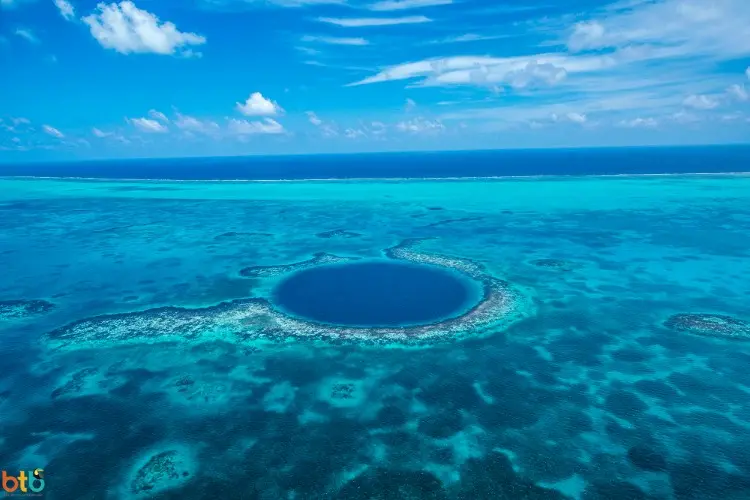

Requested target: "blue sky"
[{"left": 1, "top": 0, "right": 749, "bottom": 161}]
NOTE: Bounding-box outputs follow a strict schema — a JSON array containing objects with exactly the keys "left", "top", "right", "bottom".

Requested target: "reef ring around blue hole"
[{"left": 271, "top": 260, "right": 482, "bottom": 328}]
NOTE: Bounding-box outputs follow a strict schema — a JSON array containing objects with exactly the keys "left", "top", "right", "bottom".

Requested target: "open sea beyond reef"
[{"left": 1, "top": 148, "right": 750, "bottom": 500}]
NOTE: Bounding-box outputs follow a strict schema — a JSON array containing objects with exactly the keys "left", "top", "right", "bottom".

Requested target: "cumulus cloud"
[
  {"left": 747, "top": 67, "right": 750, "bottom": 80},
  {"left": 306, "top": 111, "right": 323, "bottom": 126},
  {"left": 305, "top": 112, "right": 339, "bottom": 137},
  {"left": 565, "top": 112, "right": 587, "bottom": 124},
  {"left": 366, "top": 0, "right": 451, "bottom": 11},
  {"left": 683, "top": 94, "right": 720, "bottom": 110},
  {"left": 727, "top": 84, "right": 748, "bottom": 102},
  {"left": 396, "top": 117, "right": 444, "bottom": 133},
  {"left": 301, "top": 35, "right": 369, "bottom": 46},
  {"left": 227, "top": 118, "right": 284, "bottom": 135},
  {"left": 92, "top": 127, "right": 130, "bottom": 143},
  {"left": 14, "top": 28, "right": 39, "bottom": 44},
  {"left": 317, "top": 16, "right": 431, "bottom": 27},
  {"left": 54, "top": 0, "right": 76, "bottom": 21},
  {"left": 567, "top": 21, "right": 605, "bottom": 52},
  {"left": 344, "top": 128, "right": 366, "bottom": 139},
  {"left": 127, "top": 117, "right": 168, "bottom": 133},
  {"left": 148, "top": 109, "right": 169, "bottom": 122},
  {"left": 82, "top": 1, "right": 206, "bottom": 56},
  {"left": 42, "top": 125, "right": 64, "bottom": 138},
  {"left": 619, "top": 117, "right": 658, "bottom": 128},
  {"left": 236, "top": 92, "right": 283, "bottom": 116},
  {"left": 174, "top": 113, "right": 220, "bottom": 135}
]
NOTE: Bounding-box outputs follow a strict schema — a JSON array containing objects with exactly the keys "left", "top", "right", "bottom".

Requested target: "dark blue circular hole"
[{"left": 272, "top": 261, "right": 478, "bottom": 327}]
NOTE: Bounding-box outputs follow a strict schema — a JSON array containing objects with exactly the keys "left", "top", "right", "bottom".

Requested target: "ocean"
[
  {"left": 1, "top": 147, "right": 750, "bottom": 499},
  {"left": 1, "top": 145, "right": 749, "bottom": 180}
]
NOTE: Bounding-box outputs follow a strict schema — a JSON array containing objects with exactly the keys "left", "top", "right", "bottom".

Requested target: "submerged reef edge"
[{"left": 42, "top": 238, "right": 534, "bottom": 350}]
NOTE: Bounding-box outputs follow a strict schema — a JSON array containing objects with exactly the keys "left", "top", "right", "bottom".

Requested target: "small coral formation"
[
  {"left": 664, "top": 313, "right": 750, "bottom": 340},
  {"left": 129, "top": 448, "right": 195, "bottom": 497},
  {"left": 331, "top": 383, "right": 355, "bottom": 400},
  {"left": 51, "top": 367, "right": 99, "bottom": 399},
  {"left": 239, "top": 252, "right": 359, "bottom": 278},
  {"left": 0, "top": 299, "right": 55, "bottom": 320}
]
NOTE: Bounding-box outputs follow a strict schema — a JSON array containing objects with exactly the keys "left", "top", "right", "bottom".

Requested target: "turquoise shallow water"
[{"left": 1, "top": 175, "right": 750, "bottom": 499}]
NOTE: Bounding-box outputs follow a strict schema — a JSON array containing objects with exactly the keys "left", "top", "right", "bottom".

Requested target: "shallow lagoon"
[{"left": 1, "top": 175, "right": 750, "bottom": 499}]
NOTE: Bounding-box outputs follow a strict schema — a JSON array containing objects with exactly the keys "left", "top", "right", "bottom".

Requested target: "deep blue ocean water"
[
  {"left": 272, "top": 261, "right": 476, "bottom": 327},
  {"left": 1, "top": 145, "right": 749, "bottom": 180},
  {"left": 2, "top": 147, "right": 750, "bottom": 499}
]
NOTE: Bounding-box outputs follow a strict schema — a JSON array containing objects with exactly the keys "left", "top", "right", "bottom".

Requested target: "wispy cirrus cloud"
[
  {"left": 301, "top": 35, "right": 369, "bottom": 46},
  {"left": 365, "top": 0, "right": 451, "bottom": 12},
  {"left": 42, "top": 125, "right": 65, "bottom": 138},
  {"left": 14, "top": 28, "right": 40, "bottom": 44},
  {"left": 54, "top": 0, "right": 76, "bottom": 21},
  {"left": 317, "top": 16, "right": 431, "bottom": 27}
]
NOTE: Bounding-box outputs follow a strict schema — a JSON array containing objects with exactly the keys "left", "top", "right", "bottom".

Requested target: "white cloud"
[
  {"left": 747, "top": 66, "right": 750, "bottom": 80},
  {"left": 671, "top": 110, "right": 700, "bottom": 123},
  {"left": 344, "top": 128, "right": 366, "bottom": 139},
  {"left": 227, "top": 118, "right": 284, "bottom": 135},
  {"left": 236, "top": 92, "right": 283, "bottom": 116},
  {"left": 54, "top": 0, "right": 76, "bottom": 21},
  {"left": 148, "top": 109, "right": 169, "bottom": 122},
  {"left": 301, "top": 35, "right": 369, "bottom": 46},
  {"left": 127, "top": 117, "right": 168, "bottom": 133},
  {"left": 82, "top": 1, "right": 206, "bottom": 56},
  {"left": 305, "top": 112, "right": 338, "bottom": 136},
  {"left": 565, "top": 0, "right": 750, "bottom": 60},
  {"left": 367, "top": 0, "right": 451, "bottom": 11},
  {"left": 683, "top": 94, "right": 720, "bottom": 110},
  {"left": 727, "top": 84, "right": 748, "bottom": 102},
  {"left": 92, "top": 127, "right": 130, "bottom": 143},
  {"left": 14, "top": 28, "right": 39, "bottom": 44},
  {"left": 174, "top": 113, "right": 220, "bottom": 135},
  {"left": 567, "top": 21, "right": 606, "bottom": 52},
  {"left": 619, "top": 117, "right": 658, "bottom": 128},
  {"left": 42, "top": 125, "right": 64, "bottom": 138},
  {"left": 370, "top": 121, "right": 387, "bottom": 135},
  {"left": 425, "top": 33, "right": 512, "bottom": 45},
  {"left": 317, "top": 16, "right": 431, "bottom": 27},
  {"left": 405, "top": 98, "right": 417, "bottom": 111},
  {"left": 349, "top": 55, "right": 594, "bottom": 87},
  {"left": 306, "top": 111, "right": 323, "bottom": 126},
  {"left": 12, "top": 117, "right": 31, "bottom": 125},
  {"left": 396, "top": 117, "right": 444, "bottom": 133},
  {"left": 566, "top": 112, "right": 587, "bottom": 124}
]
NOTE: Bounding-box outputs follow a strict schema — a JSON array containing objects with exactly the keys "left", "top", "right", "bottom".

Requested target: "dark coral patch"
[
  {"left": 627, "top": 445, "right": 668, "bottom": 472},
  {"left": 417, "top": 408, "right": 464, "bottom": 439},
  {"left": 336, "top": 468, "right": 447, "bottom": 500},
  {"left": 316, "top": 229, "right": 362, "bottom": 239},
  {"left": 664, "top": 313, "right": 750, "bottom": 340},
  {"left": 604, "top": 390, "right": 648, "bottom": 420},
  {"left": 455, "top": 452, "right": 566, "bottom": 500},
  {"left": 529, "top": 258, "right": 576, "bottom": 271},
  {"left": 0, "top": 299, "right": 55, "bottom": 320}
]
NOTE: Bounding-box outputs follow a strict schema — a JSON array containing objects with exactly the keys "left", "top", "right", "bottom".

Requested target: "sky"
[{"left": 1, "top": 0, "right": 749, "bottom": 162}]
